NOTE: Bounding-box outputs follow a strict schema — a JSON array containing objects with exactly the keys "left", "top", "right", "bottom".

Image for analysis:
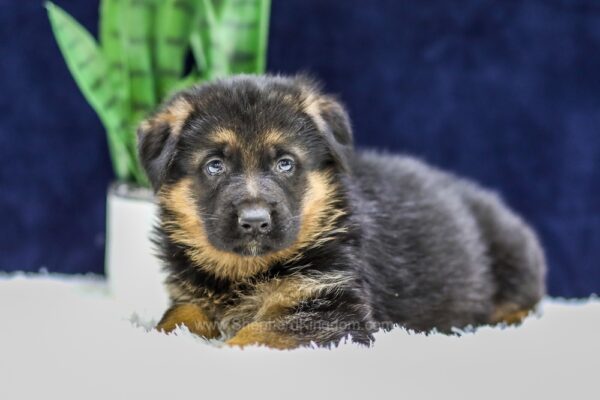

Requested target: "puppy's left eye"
[
  {"left": 205, "top": 159, "right": 225, "bottom": 176},
  {"left": 276, "top": 157, "right": 295, "bottom": 173}
]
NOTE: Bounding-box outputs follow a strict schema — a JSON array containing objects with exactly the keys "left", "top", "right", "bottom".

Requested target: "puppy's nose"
[{"left": 238, "top": 205, "right": 272, "bottom": 235}]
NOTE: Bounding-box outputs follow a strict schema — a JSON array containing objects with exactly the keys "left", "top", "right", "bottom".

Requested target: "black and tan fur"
[{"left": 137, "top": 75, "right": 546, "bottom": 349}]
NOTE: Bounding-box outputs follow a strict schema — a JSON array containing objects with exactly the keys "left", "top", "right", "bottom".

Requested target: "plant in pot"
[{"left": 47, "top": 0, "right": 271, "bottom": 319}]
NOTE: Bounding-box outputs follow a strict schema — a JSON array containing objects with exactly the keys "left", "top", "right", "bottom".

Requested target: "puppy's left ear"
[
  {"left": 297, "top": 78, "right": 354, "bottom": 171},
  {"left": 312, "top": 95, "right": 354, "bottom": 172},
  {"left": 137, "top": 97, "right": 193, "bottom": 191}
]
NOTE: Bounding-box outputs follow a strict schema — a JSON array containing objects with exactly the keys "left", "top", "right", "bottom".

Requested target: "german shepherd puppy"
[{"left": 137, "top": 75, "right": 546, "bottom": 349}]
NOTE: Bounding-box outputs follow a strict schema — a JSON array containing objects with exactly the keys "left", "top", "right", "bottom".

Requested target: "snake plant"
[{"left": 47, "top": 0, "right": 271, "bottom": 186}]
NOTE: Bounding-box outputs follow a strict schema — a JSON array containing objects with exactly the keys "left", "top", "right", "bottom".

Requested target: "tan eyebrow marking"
[
  {"left": 210, "top": 128, "right": 239, "bottom": 147},
  {"left": 262, "top": 130, "right": 285, "bottom": 146},
  {"left": 191, "top": 149, "right": 211, "bottom": 169},
  {"left": 262, "top": 130, "right": 307, "bottom": 162},
  {"left": 194, "top": 128, "right": 240, "bottom": 168}
]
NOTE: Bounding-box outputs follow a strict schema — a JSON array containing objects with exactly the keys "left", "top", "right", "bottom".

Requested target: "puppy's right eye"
[{"left": 205, "top": 159, "right": 225, "bottom": 176}]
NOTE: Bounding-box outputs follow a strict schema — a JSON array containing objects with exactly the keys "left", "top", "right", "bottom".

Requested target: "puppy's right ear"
[{"left": 137, "top": 97, "right": 193, "bottom": 191}]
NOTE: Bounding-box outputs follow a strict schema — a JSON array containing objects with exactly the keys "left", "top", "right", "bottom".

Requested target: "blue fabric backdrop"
[{"left": 0, "top": 0, "right": 598, "bottom": 297}]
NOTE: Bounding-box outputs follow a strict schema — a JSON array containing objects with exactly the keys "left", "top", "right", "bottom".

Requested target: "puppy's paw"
[
  {"left": 491, "top": 303, "right": 533, "bottom": 326},
  {"left": 226, "top": 322, "right": 298, "bottom": 350},
  {"left": 157, "top": 303, "right": 219, "bottom": 339}
]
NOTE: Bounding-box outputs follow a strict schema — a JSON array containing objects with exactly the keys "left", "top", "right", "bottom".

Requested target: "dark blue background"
[{"left": 0, "top": 0, "right": 598, "bottom": 297}]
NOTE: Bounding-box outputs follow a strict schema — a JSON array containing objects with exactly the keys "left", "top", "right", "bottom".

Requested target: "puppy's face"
[{"left": 138, "top": 76, "right": 353, "bottom": 272}]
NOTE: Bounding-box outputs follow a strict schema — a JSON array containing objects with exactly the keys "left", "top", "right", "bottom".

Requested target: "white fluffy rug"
[{"left": 0, "top": 273, "right": 597, "bottom": 400}]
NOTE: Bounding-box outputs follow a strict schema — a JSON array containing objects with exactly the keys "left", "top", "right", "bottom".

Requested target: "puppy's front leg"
[
  {"left": 226, "top": 311, "right": 375, "bottom": 350},
  {"left": 226, "top": 321, "right": 298, "bottom": 350},
  {"left": 157, "top": 303, "right": 219, "bottom": 339}
]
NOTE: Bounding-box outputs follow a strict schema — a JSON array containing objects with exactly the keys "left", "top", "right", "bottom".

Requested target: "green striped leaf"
[
  {"left": 100, "top": 0, "right": 130, "bottom": 117},
  {"left": 46, "top": 2, "right": 131, "bottom": 180},
  {"left": 192, "top": 0, "right": 219, "bottom": 79},
  {"left": 155, "top": 0, "right": 198, "bottom": 98},
  {"left": 219, "top": 0, "right": 270, "bottom": 74},
  {"left": 172, "top": 70, "right": 202, "bottom": 94},
  {"left": 192, "top": 0, "right": 271, "bottom": 79},
  {"left": 120, "top": 0, "right": 157, "bottom": 124}
]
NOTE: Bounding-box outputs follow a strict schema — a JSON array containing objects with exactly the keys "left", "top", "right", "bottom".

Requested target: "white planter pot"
[{"left": 105, "top": 183, "right": 169, "bottom": 321}]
